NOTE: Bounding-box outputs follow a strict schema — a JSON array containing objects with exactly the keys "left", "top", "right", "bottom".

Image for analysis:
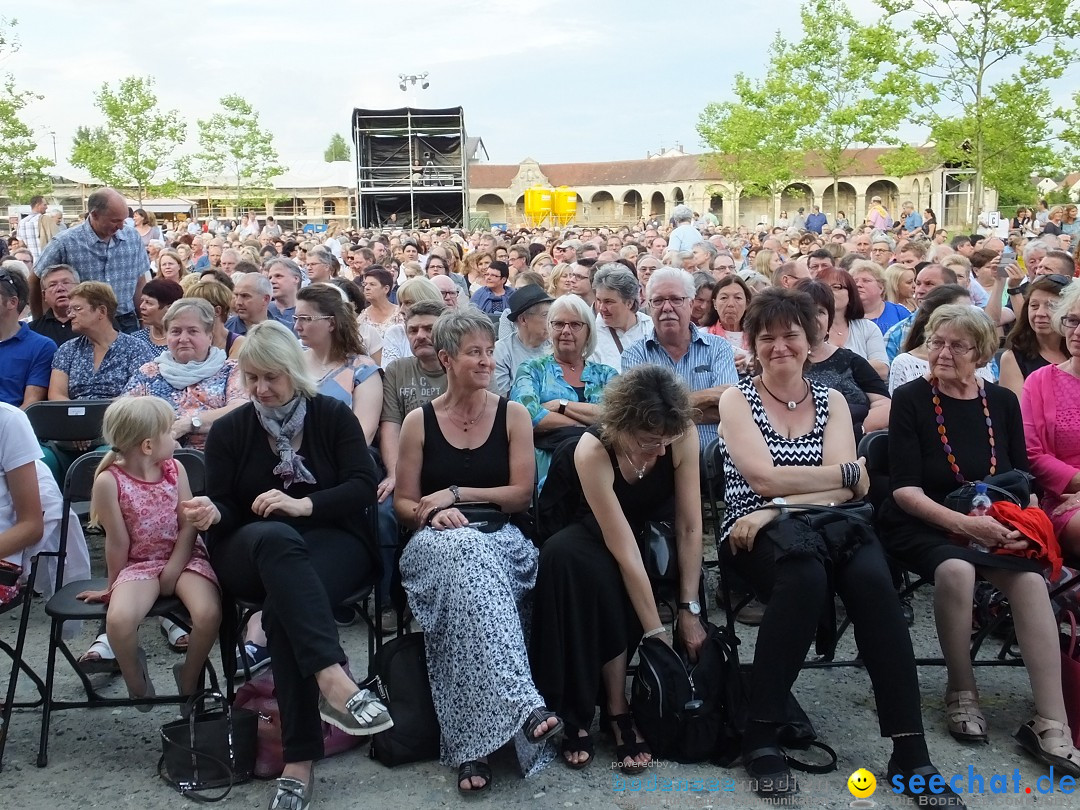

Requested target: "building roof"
[{"left": 468, "top": 147, "right": 937, "bottom": 189}]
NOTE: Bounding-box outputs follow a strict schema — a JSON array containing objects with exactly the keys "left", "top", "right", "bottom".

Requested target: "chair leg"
[
  {"left": 1, "top": 585, "right": 38, "bottom": 771},
  {"left": 37, "top": 618, "right": 65, "bottom": 767}
]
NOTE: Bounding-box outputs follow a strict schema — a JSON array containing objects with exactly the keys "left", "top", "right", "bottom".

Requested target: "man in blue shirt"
[
  {"left": 264, "top": 257, "right": 302, "bottom": 332},
  {"left": 805, "top": 205, "right": 828, "bottom": 234},
  {"left": 900, "top": 201, "right": 923, "bottom": 235},
  {"left": 34, "top": 188, "right": 148, "bottom": 333},
  {"left": 622, "top": 268, "right": 738, "bottom": 451},
  {"left": 668, "top": 205, "right": 704, "bottom": 252},
  {"left": 0, "top": 267, "right": 56, "bottom": 407}
]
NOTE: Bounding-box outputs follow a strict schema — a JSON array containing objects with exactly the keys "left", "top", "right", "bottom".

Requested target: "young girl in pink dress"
[{"left": 78, "top": 397, "right": 221, "bottom": 706}]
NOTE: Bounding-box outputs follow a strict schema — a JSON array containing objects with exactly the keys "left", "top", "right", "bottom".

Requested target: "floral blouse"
[
  {"left": 123, "top": 358, "right": 247, "bottom": 449},
  {"left": 52, "top": 333, "right": 157, "bottom": 400}
]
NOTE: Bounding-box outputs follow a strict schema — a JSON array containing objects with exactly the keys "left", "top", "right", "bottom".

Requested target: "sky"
[{"left": 4, "top": 0, "right": 1079, "bottom": 174}]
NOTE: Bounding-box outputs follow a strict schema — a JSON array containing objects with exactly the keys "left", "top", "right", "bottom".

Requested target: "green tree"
[
  {"left": 774, "top": 0, "right": 930, "bottom": 218},
  {"left": 196, "top": 95, "right": 286, "bottom": 208},
  {"left": 698, "top": 59, "right": 803, "bottom": 225},
  {"left": 69, "top": 76, "right": 186, "bottom": 203},
  {"left": 882, "top": 0, "right": 1080, "bottom": 215},
  {"left": 324, "top": 133, "right": 350, "bottom": 162},
  {"left": 0, "top": 18, "right": 53, "bottom": 200}
]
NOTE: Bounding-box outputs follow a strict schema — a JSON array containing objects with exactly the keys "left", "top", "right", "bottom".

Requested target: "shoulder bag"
[{"left": 944, "top": 470, "right": 1034, "bottom": 514}]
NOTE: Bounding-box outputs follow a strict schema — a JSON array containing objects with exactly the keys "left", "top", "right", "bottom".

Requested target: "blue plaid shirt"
[
  {"left": 36, "top": 220, "right": 149, "bottom": 316},
  {"left": 621, "top": 324, "right": 738, "bottom": 450}
]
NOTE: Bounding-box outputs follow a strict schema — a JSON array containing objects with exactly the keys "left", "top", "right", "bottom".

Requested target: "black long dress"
[
  {"left": 878, "top": 377, "right": 1041, "bottom": 578},
  {"left": 530, "top": 427, "right": 675, "bottom": 731}
]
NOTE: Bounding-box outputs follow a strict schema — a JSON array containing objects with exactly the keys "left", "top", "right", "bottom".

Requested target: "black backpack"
[
  {"left": 631, "top": 622, "right": 744, "bottom": 763},
  {"left": 366, "top": 632, "right": 441, "bottom": 767}
]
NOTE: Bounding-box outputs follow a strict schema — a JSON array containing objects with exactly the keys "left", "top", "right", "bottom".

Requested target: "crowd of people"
[{"left": 2, "top": 186, "right": 1080, "bottom": 806}]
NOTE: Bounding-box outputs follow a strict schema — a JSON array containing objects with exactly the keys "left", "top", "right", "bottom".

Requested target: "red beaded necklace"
[{"left": 930, "top": 377, "right": 996, "bottom": 483}]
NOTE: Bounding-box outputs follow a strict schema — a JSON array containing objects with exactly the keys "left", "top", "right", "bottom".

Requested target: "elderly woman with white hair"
[
  {"left": 395, "top": 308, "right": 562, "bottom": 795},
  {"left": 509, "top": 294, "right": 619, "bottom": 488},
  {"left": 181, "top": 321, "right": 390, "bottom": 809}
]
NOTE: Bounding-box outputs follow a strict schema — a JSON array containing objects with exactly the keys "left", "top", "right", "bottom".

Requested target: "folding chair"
[
  {"left": 35, "top": 450, "right": 215, "bottom": 767},
  {"left": 223, "top": 506, "right": 385, "bottom": 698},
  {"left": 0, "top": 557, "right": 47, "bottom": 772},
  {"left": 23, "top": 400, "right": 111, "bottom": 445}
]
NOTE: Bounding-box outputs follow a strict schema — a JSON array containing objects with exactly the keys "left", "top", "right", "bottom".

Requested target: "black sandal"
[
  {"left": 523, "top": 707, "right": 564, "bottom": 744},
  {"left": 457, "top": 760, "right": 492, "bottom": 796},
  {"left": 744, "top": 746, "right": 798, "bottom": 798},
  {"left": 610, "top": 713, "right": 651, "bottom": 773},
  {"left": 560, "top": 724, "right": 594, "bottom": 770}
]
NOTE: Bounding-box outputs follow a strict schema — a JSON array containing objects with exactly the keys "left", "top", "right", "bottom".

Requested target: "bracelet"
[
  {"left": 840, "top": 461, "right": 862, "bottom": 489},
  {"left": 426, "top": 506, "right": 445, "bottom": 526},
  {"left": 642, "top": 626, "right": 667, "bottom": 639}
]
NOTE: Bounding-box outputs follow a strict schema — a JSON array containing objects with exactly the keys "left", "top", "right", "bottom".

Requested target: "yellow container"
[
  {"left": 552, "top": 186, "right": 577, "bottom": 225},
  {"left": 524, "top": 187, "right": 553, "bottom": 225}
]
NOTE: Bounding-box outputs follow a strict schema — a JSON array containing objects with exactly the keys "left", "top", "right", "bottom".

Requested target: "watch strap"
[{"left": 557, "top": 400, "right": 567, "bottom": 415}]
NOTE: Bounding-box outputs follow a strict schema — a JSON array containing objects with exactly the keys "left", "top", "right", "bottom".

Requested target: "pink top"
[
  {"left": 1021, "top": 364, "right": 1080, "bottom": 514},
  {"left": 107, "top": 458, "right": 217, "bottom": 592}
]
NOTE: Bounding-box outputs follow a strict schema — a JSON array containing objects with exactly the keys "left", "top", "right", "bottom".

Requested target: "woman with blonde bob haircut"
[
  {"left": 182, "top": 319, "right": 391, "bottom": 809},
  {"left": 380, "top": 277, "right": 443, "bottom": 368}
]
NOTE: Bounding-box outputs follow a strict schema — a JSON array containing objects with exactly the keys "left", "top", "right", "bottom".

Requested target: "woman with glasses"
[
  {"left": 509, "top": 294, "right": 618, "bottom": 489},
  {"left": 881, "top": 304, "right": 1080, "bottom": 777},
  {"left": 1022, "top": 279, "right": 1080, "bottom": 557},
  {"left": 531, "top": 366, "right": 705, "bottom": 773},
  {"left": 817, "top": 267, "right": 889, "bottom": 378},
  {"left": 998, "top": 275, "right": 1069, "bottom": 400}
]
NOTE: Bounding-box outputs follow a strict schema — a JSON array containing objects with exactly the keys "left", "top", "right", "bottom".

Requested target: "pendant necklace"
[
  {"left": 623, "top": 452, "right": 648, "bottom": 480},
  {"left": 447, "top": 399, "right": 484, "bottom": 432},
  {"left": 758, "top": 376, "right": 811, "bottom": 411}
]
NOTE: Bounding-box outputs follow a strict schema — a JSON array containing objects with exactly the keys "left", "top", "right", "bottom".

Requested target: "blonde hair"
[
  {"left": 396, "top": 276, "right": 442, "bottom": 309},
  {"left": 237, "top": 320, "right": 318, "bottom": 398},
  {"left": 90, "top": 397, "right": 175, "bottom": 525},
  {"left": 884, "top": 264, "right": 915, "bottom": 305},
  {"left": 547, "top": 262, "right": 573, "bottom": 297}
]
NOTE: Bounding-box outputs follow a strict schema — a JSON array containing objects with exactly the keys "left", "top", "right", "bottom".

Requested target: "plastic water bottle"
[{"left": 969, "top": 482, "right": 992, "bottom": 552}]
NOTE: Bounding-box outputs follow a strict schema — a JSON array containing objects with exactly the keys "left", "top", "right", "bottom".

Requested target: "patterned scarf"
[{"left": 252, "top": 395, "right": 316, "bottom": 489}]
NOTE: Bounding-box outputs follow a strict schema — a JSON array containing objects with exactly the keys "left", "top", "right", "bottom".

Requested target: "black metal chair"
[
  {"left": 23, "top": 400, "right": 111, "bottom": 445},
  {"left": 0, "top": 556, "right": 46, "bottom": 772},
  {"left": 34, "top": 450, "right": 214, "bottom": 767}
]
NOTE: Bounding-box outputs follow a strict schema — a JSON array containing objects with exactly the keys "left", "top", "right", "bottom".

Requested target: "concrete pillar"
[{"left": 856, "top": 193, "right": 867, "bottom": 226}]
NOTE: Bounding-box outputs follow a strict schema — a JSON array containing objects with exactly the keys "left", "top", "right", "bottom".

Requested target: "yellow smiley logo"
[{"left": 847, "top": 768, "right": 877, "bottom": 798}]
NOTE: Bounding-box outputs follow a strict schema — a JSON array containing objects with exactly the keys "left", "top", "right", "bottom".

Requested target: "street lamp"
[{"left": 398, "top": 73, "right": 430, "bottom": 91}]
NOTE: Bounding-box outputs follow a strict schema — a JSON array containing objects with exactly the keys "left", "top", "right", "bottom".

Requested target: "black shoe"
[
  {"left": 744, "top": 746, "right": 799, "bottom": 799},
  {"left": 887, "top": 759, "right": 966, "bottom": 807},
  {"left": 333, "top": 605, "right": 359, "bottom": 627},
  {"left": 900, "top": 597, "right": 915, "bottom": 627}
]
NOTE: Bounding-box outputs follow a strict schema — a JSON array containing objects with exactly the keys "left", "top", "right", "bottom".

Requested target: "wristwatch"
[
  {"left": 190, "top": 415, "right": 203, "bottom": 433},
  {"left": 449, "top": 484, "right": 461, "bottom": 504},
  {"left": 1007, "top": 286, "right": 1024, "bottom": 296},
  {"left": 678, "top": 601, "right": 701, "bottom": 616},
  {"left": 558, "top": 399, "right": 569, "bottom": 415},
  {"left": 772, "top": 496, "right": 789, "bottom": 515}
]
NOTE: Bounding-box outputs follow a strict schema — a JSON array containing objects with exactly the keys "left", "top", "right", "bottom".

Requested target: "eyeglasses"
[
  {"left": 550, "top": 320, "right": 586, "bottom": 333},
  {"left": 648, "top": 296, "right": 689, "bottom": 309},
  {"left": 637, "top": 432, "right": 684, "bottom": 452},
  {"left": 570, "top": 272, "right": 590, "bottom": 281},
  {"left": 829, "top": 284, "right": 847, "bottom": 292},
  {"left": 1061, "top": 315, "right": 1080, "bottom": 331},
  {"left": 926, "top": 337, "right": 976, "bottom": 355},
  {"left": 293, "top": 314, "right": 332, "bottom": 324},
  {"left": 441, "top": 289, "right": 459, "bottom": 299}
]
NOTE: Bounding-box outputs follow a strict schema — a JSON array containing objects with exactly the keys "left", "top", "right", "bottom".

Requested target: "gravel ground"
[{"left": 0, "top": 560, "right": 1064, "bottom": 810}]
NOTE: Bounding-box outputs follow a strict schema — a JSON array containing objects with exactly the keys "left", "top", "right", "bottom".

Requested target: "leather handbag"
[
  {"left": 767, "top": 501, "right": 874, "bottom": 530},
  {"left": 159, "top": 690, "right": 258, "bottom": 803},
  {"left": 455, "top": 502, "right": 511, "bottom": 534},
  {"left": 944, "top": 470, "right": 1034, "bottom": 513}
]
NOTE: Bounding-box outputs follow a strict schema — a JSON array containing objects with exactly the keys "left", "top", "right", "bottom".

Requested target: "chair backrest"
[
  {"left": 62, "top": 451, "right": 107, "bottom": 506},
  {"left": 174, "top": 449, "right": 207, "bottom": 496},
  {"left": 25, "top": 400, "right": 111, "bottom": 443},
  {"left": 857, "top": 430, "right": 890, "bottom": 511}
]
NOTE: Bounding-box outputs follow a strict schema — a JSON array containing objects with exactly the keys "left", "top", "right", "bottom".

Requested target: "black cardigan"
[{"left": 204, "top": 394, "right": 378, "bottom": 547}]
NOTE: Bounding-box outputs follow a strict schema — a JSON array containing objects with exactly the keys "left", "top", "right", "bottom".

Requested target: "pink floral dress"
[{"left": 108, "top": 458, "right": 218, "bottom": 592}]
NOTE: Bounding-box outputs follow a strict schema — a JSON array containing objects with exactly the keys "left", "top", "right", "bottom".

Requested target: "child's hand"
[
  {"left": 181, "top": 496, "right": 220, "bottom": 530},
  {"left": 159, "top": 567, "right": 181, "bottom": 597},
  {"left": 77, "top": 588, "right": 109, "bottom": 603},
  {"left": 251, "top": 490, "right": 313, "bottom": 518}
]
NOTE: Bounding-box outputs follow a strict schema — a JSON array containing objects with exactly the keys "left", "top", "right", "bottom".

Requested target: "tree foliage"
[
  {"left": 697, "top": 38, "right": 804, "bottom": 222},
  {"left": 882, "top": 0, "right": 1080, "bottom": 213},
  {"left": 773, "top": 0, "right": 929, "bottom": 217},
  {"left": 324, "top": 133, "right": 350, "bottom": 162},
  {"left": 69, "top": 76, "right": 186, "bottom": 203},
  {"left": 0, "top": 18, "right": 53, "bottom": 200},
  {"left": 195, "top": 95, "right": 286, "bottom": 207}
]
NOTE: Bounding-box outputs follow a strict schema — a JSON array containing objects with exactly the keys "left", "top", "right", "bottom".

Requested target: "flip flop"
[
  {"left": 159, "top": 618, "right": 189, "bottom": 653},
  {"left": 77, "top": 633, "right": 120, "bottom": 674}
]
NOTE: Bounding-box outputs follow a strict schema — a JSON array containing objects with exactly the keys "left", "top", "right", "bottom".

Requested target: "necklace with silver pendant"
[{"left": 624, "top": 452, "right": 647, "bottom": 479}]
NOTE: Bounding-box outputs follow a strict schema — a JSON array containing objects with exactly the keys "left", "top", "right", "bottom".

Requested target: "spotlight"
[
  {"left": 399, "top": 83, "right": 407, "bottom": 92},
  {"left": 421, "top": 81, "right": 429, "bottom": 89}
]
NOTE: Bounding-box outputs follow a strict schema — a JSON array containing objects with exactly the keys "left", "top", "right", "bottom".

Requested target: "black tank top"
[
  {"left": 420, "top": 397, "right": 510, "bottom": 494},
  {"left": 1016, "top": 350, "right": 1050, "bottom": 380}
]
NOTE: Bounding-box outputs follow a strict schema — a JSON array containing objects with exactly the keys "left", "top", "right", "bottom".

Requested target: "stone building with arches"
[{"left": 467, "top": 148, "right": 995, "bottom": 231}]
